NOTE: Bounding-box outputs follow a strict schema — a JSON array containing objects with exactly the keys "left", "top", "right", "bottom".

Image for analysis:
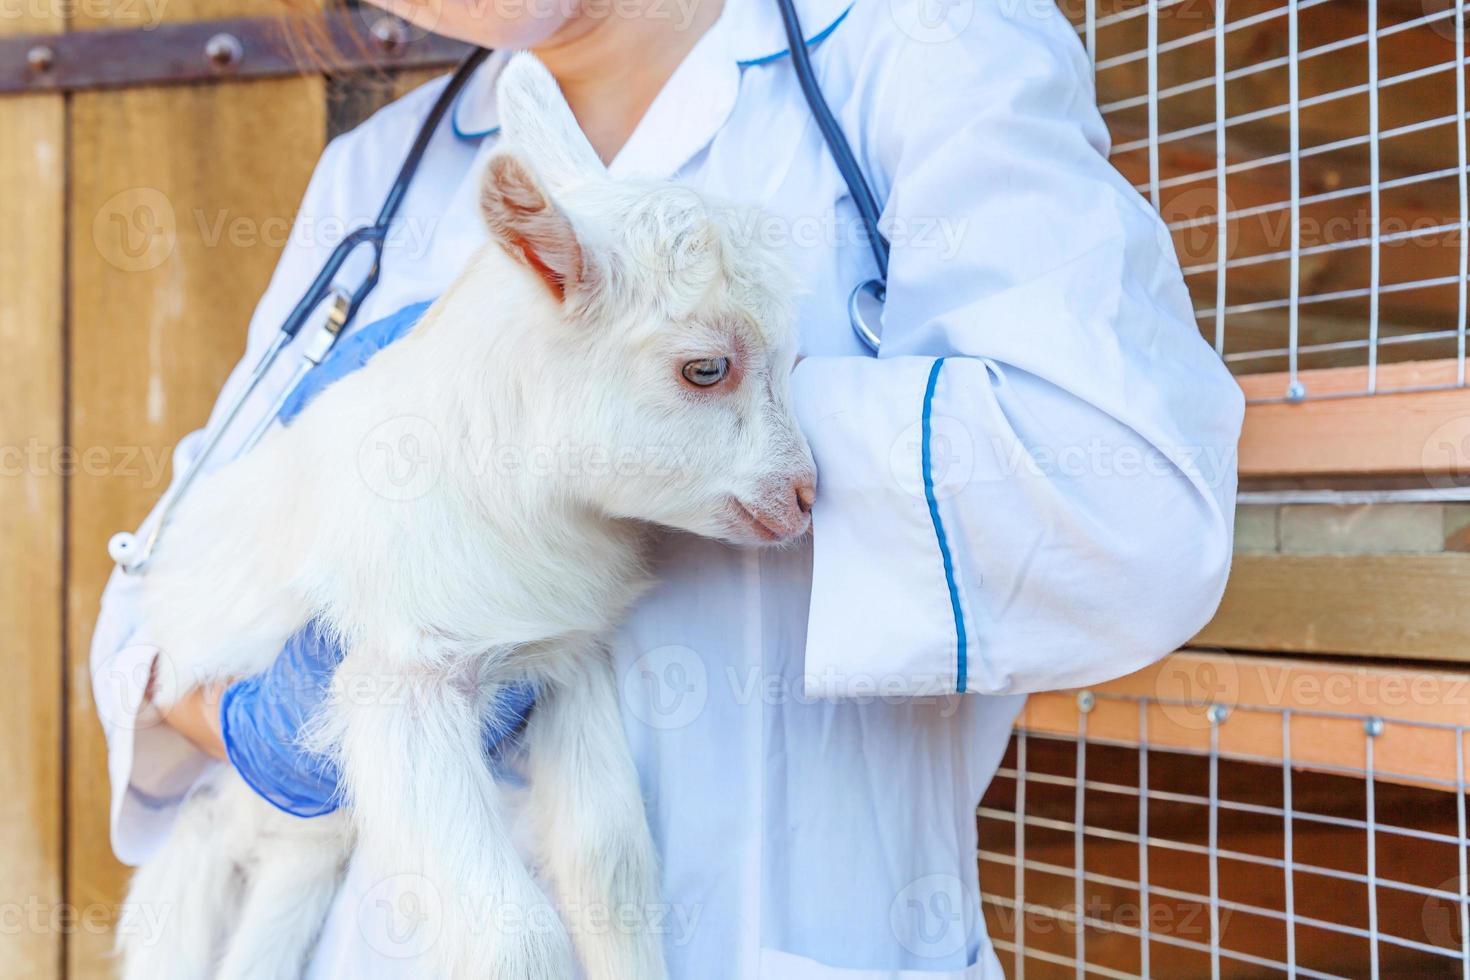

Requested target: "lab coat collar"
[
  {"left": 450, "top": 48, "right": 510, "bottom": 140},
  {"left": 448, "top": 0, "right": 853, "bottom": 175},
  {"left": 724, "top": 0, "right": 852, "bottom": 65}
]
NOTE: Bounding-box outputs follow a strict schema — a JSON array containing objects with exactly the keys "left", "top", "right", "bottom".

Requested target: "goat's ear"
[
  {"left": 496, "top": 53, "right": 606, "bottom": 191},
  {"left": 480, "top": 152, "right": 588, "bottom": 303}
]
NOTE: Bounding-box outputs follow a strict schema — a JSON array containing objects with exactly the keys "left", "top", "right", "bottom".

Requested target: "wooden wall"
[
  {"left": 0, "top": 4, "right": 438, "bottom": 974},
  {"left": 0, "top": 4, "right": 65, "bottom": 977}
]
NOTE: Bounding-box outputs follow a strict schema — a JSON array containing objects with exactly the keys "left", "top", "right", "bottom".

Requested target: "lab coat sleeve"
[
  {"left": 89, "top": 133, "right": 360, "bottom": 865},
  {"left": 792, "top": 2, "right": 1244, "bottom": 698}
]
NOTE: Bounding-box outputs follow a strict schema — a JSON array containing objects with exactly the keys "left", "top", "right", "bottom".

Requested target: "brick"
[
  {"left": 1233, "top": 505, "right": 1278, "bottom": 553},
  {"left": 1278, "top": 504, "right": 1445, "bottom": 555},
  {"left": 1445, "top": 504, "right": 1470, "bottom": 552}
]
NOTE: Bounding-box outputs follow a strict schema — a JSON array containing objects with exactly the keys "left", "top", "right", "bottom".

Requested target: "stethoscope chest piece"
[{"left": 848, "top": 278, "right": 885, "bottom": 354}]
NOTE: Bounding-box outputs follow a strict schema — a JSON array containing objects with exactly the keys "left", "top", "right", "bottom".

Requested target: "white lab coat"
[{"left": 89, "top": 0, "right": 1242, "bottom": 974}]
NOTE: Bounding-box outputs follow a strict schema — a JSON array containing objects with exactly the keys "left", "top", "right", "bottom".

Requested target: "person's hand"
[
  {"left": 218, "top": 620, "right": 344, "bottom": 816},
  {"left": 219, "top": 622, "right": 538, "bottom": 817}
]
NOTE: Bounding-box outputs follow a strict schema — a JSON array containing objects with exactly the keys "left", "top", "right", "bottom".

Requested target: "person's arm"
[
  {"left": 158, "top": 681, "right": 228, "bottom": 760},
  {"left": 791, "top": 1, "right": 1243, "bottom": 697}
]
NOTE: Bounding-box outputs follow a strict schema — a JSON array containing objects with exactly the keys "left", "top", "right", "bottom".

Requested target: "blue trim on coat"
[
  {"left": 737, "top": 4, "right": 854, "bottom": 67},
  {"left": 452, "top": 114, "right": 500, "bottom": 143},
  {"left": 922, "top": 358, "right": 967, "bottom": 694}
]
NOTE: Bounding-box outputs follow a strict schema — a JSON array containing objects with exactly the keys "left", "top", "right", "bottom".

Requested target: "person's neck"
[{"left": 532, "top": 0, "right": 726, "bottom": 163}]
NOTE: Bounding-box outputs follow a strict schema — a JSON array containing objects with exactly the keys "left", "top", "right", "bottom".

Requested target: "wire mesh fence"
[
  {"left": 977, "top": 5, "right": 1470, "bottom": 971},
  {"left": 979, "top": 688, "right": 1470, "bottom": 977},
  {"left": 1061, "top": 0, "right": 1470, "bottom": 402}
]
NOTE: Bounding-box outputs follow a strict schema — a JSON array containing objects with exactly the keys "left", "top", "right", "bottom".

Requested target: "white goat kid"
[{"left": 119, "top": 53, "right": 815, "bottom": 980}]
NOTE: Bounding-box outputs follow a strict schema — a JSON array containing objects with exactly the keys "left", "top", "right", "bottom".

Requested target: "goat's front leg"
[
  {"left": 524, "top": 645, "right": 669, "bottom": 980},
  {"left": 330, "top": 650, "right": 574, "bottom": 980}
]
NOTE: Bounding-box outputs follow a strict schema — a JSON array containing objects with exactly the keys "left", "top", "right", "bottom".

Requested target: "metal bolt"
[
  {"left": 1365, "top": 716, "right": 1384, "bottom": 738},
  {"left": 1077, "top": 690, "right": 1096, "bottom": 714},
  {"left": 205, "top": 33, "right": 244, "bottom": 72},
  {"left": 370, "top": 16, "right": 411, "bottom": 53},
  {"left": 26, "top": 45, "right": 55, "bottom": 75},
  {"left": 1286, "top": 380, "right": 1307, "bottom": 403},
  {"left": 1207, "top": 703, "right": 1229, "bottom": 725}
]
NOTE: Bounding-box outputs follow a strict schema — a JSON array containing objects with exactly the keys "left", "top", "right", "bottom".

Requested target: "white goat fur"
[{"left": 118, "top": 53, "right": 815, "bottom": 980}]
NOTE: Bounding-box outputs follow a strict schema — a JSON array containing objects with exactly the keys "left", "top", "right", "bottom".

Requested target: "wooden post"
[{"left": 0, "top": 3, "right": 65, "bottom": 976}]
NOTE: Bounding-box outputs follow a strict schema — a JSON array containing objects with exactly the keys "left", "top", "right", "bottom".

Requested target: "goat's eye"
[{"left": 681, "top": 357, "right": 730, "bottom": 387}]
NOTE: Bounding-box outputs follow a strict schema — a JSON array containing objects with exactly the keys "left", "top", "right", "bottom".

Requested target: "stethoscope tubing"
[
  {"left": 772, "top": 0, "right": 890, "bottom": 353},
  {"left": 772, "top": 0, "right": 889, "bottom": 282}
]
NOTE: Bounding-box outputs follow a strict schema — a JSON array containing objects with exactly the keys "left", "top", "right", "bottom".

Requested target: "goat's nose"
[{"left": 795, "top": 479, "right": 816, "bottom": 515}]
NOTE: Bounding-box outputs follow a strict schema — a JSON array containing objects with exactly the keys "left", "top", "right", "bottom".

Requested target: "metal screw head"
[
  {"left": 26, "top": 45, "right": 55, "bottom": 74},
  {"left": 1207, "top": 703, "right": 1229, "bottom": 725},
  {"left": 204, "top": 33, "right": 244, "bottom": 71},
  {"left": 1365, "top": 716, "right": 1385, "bottom": 738},
  {"left": 1076, "top": 690, "right": 1096, "bottom": 714},
  {"left": 1286, "top": 381, "right": 1307, "bottom": 403},
  {"left": 370, "top": 16, "right": 411, "bottom": 53}
]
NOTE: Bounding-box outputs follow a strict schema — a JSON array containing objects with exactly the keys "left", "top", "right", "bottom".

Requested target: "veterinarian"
[{"left": 90, "top": 0, "right": 1243, "bottom": 973}]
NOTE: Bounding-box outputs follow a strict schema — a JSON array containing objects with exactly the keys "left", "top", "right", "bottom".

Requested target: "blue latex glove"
[
  {"left": 220, "top": 622, "right": 538, "bottom": 817},
  {"left": 219, "top": 302, "right": 537, "bottom": 817},
  {"left": 219, "top": 619, "right": 345, "bottom": 817}
]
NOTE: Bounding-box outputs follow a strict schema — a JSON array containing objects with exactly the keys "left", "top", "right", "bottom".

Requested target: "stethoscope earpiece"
[{"left": 107, "top": 531, "right": 137, "bottom": 567}]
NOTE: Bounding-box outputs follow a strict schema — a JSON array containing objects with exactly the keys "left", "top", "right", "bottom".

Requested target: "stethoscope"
[{"left": 109, "top": 0, "right": 888, "bottom": 575}]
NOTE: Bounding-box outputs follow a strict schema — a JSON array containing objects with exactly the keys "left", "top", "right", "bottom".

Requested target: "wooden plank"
[
  {"left": 0, "top": 2, "right": 66, "bottom": 977},
  {"left": 1194, "top": 553, "right": 1470, "bottom": 660},
  {"left": 0, "top": 93, "right": 66, "bottom": 980},
  {"left": 1235, "top": 354, "right": 1463, "bottom": 401},
  {"left": 1020, "top": 651, "right": 1470, "bottom": 788},
  {"left": 0, "top": 13, "right": 467, "bottom": 94},
  {"left": 1236, "top": 361, "right": 1470, "bottom": 476},
  {"left": 65, "top": 74, "right": 324, "bottom": 979}
]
